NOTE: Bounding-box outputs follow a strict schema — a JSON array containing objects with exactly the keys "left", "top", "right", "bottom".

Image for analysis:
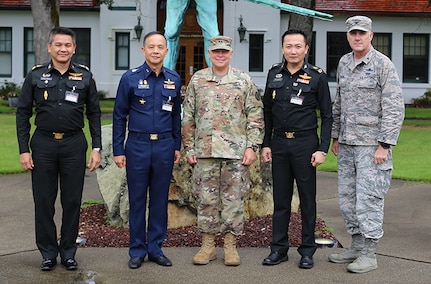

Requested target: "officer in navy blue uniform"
[
  {"left": 16, "top": 27, "right": 101, "bottom": 271},
  {"left": 113, "top": 31, "right": 182, "bottom": 269},
  {"left": 261, "top": 29, "right": 333, "bottom": 269}
]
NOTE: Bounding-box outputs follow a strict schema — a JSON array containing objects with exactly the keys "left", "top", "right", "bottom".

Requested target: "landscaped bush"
[
  {"left": 412, "top": 89, "right": 431, "bottom": 107},
  {"left": 0, "top": 80, "right": 21, "bottom": 100}
]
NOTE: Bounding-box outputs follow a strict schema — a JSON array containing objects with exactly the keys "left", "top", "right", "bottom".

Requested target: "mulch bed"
[{"left": 79, "top": 204, "right": 338, "bottom": 248}]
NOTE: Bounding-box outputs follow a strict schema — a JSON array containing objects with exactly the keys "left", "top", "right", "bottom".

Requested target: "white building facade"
[{"left": 1, "top": 0, "right": 431, "bottom": 103}]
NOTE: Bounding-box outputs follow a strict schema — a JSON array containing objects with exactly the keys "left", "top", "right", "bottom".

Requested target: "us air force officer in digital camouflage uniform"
[
  {"left": 328, "top": 16, "right": 405, "bottom": 273},
  {"left": 182, "top": 36, "right": 264, "bottom": 267}
]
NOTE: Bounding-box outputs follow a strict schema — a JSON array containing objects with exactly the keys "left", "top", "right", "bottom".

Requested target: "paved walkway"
[{"left": 1, "top": 171, "right": 430, "bottom": 283}]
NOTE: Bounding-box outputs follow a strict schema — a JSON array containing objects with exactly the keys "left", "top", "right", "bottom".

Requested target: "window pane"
[
  {"left": 72, "top": 28, "right": 91, "bottom": 68},
  {"left": 326, "top": 32, "right": 350, "bottom": 81},
  {"left": 24, "top": 27, "right": 35, "bottom": 76},
  {"left": 372, "top": 33, "right": 391, "bottom": 58},
  {"left": 403, "top": 34, "right": 429, "bottom": 83},
  {"left": 249, "top": 34, "right": 263, "bottom": 72},
  {"left": 0, "top": 27, "right": 12, "bottom": 76},
  {"left": 307, "top": 32, "right": 316, "bottom": 65},
  {"left": 116, "top": 33, "right": 130, "bottom": 70}
]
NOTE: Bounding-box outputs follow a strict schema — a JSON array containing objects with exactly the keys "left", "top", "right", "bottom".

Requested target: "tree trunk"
[
  {"left": 31, "top": 0, "right": 60, "bottom": 64},
  {"left": 288, "top": 0, "right": 315, "bottom": 47}
]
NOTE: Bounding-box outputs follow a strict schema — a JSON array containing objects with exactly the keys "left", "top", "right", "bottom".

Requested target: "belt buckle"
[
  {"left": 285, "top": 132, "right": 295, "bottom": 139},
  {"left": 150, "top": 134, "right": 158, "bottom": 141},
  {"left": 53, "top": 132, "right": 64, "bottom": 140}
]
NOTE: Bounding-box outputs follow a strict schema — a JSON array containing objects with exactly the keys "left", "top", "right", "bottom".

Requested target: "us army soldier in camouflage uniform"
[
  {"left": 182, "top": 36, "right": 264, "bottom": 266},
  {"left": 328, "top": 16, "right": 405, "bottom": 273}
]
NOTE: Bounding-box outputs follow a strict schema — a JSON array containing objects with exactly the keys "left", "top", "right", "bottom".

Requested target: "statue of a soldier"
[{"left": 164, "top": 0, "right": 220, "bottom": 69}]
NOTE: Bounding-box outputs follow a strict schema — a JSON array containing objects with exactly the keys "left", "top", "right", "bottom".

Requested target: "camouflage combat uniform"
[
  {"left": 332, "top": 47, "right": 404, "bottom": 239},
  {"left": 182, "top": 66, "right": 264, "bottom": 234}
]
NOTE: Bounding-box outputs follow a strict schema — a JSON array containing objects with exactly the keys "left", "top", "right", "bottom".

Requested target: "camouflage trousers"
[
  {"left": 337, "top": 144, "right": 393, "bottom": 239},
  {"left": 193, "top": 158, "right": 250, "bottom": 235}
]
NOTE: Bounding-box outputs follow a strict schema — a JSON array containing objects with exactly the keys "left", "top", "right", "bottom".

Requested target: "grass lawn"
[
  {"left": 1, "top": 100, "right": 431, "bottom": 182},
  {"left": 0, "top": 113, "right": 112, "bottom": 174},
  {"left": 318, "top": 125, "right": 431, "bottom": 182}
]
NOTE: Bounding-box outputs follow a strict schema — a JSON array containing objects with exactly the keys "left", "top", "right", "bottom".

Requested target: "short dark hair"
[
  {"left": 143, "top": 31, "right": 166, "bottom": 46},
  {"left": 48, "top": 27, "right": 76, "bottom": 44},
  {"left": 281, "top": 29, "right": 307, "bottom": 46}
]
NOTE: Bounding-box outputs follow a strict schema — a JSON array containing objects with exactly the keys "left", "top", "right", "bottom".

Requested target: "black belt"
[
  {"left": 128, "top": 131, "right": 172, "bottom": 141},
  {"left": 36, "top": 129, "right": 82, "bottom": 140},
  {"left": 274, "top": 129, "right": 316, "bottom": 139}
]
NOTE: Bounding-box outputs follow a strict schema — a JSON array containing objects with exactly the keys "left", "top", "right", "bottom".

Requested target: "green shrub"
[
  {"left": 412, "top": 89, "right": 431, "bottom": 107},
  {"left": 0, "top": 80, "right": 21, "bottom": 100}
]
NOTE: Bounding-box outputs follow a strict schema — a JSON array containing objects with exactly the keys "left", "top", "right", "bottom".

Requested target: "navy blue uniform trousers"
[
  {"left": 30, "top": 129, "right": 87, "bottom": 260},
  {"left": 270, "top": 133, "right": 318, "bottom": 257},
  {"left": 125, "top": 134, "right": 175, "bottom": 259}
]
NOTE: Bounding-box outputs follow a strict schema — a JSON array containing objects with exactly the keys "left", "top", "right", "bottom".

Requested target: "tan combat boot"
[
  {"left": 224, "top": 232, "right": 240, "bottom": 266},
  {"left": 193, "top": 233, "right": 217, "bottom": 265},
  {"left": 347, "top": 238, "right": 378, "bottom": 273},
  {"left": 328, "top": 234, "right": 364, "bottom": 263}
]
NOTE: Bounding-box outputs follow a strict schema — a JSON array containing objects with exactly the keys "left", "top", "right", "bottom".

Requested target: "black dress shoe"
[
  {"left": 128, "top": 256, "right": 144, "bottom": 269},
  {"left": 149, "top": 255, "right": 172, "bottom": 267},
  {"left": 262, "top": 251, "right": 288, "bottom": 265},
  {"left": 61, "top": 258, "right": 78, "bottom": 270},
  {"left": 299, "top": 255, "right": 314, "bottom": 269},
  {"left": 40, "top": 258, "right": 57, "bottom": 271}
]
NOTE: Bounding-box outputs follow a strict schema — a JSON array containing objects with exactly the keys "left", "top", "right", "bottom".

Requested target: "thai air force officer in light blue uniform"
[{"left": 113, "top": 31, "right": 182, "bottom": 269}]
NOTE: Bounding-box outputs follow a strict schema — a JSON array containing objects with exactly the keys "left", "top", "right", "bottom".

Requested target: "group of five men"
[{"left": 16, "top": 15, "right": 404, "bottom": 275}]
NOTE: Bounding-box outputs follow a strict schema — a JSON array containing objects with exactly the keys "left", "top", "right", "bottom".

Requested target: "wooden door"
[{"left": 175, "top": 37, "right": 207, "bottom": 86}]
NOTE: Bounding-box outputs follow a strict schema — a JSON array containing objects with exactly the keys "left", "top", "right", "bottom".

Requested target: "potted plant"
[
  {"left": 0, "top": 80, "right": 21, "bottom": 107},
  {"left": 8, "top": 92, "right": 19, "bottom": 107}
]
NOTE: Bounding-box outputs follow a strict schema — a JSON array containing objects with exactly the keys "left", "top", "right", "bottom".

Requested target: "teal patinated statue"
[
  {"left": 163, "top": 0, "right": 332, "bottom": 69},
  {"left": 164, "top": 0, "right": 220, "bottom": 69}
]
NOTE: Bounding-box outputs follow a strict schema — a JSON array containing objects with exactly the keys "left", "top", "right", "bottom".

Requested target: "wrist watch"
[
  {"left": 320, "top": 151, "right": 327, "bottom": 156},
  {"left": 248, "top": 145, "right": 259, "bottom": 152},
  {"left": 92, "top": 148, "right": 101, "bottom": 152},
  {"left": 379, "top": 142, "right": 391, "bottom": 149}
]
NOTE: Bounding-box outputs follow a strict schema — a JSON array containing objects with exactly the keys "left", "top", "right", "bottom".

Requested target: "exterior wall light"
[
  {"left": 134, "top": 16, "right": 143, "bottom": 42},
  {"left": 237, "top": 15, "right": 247, "bottom": 42}
]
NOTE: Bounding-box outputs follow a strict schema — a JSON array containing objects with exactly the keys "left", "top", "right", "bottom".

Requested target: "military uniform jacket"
[
  {"left": 182, "top": 66, "right": 264, "bottom": 159},
  {"left": 112, "top": 62, "right": 182, "bottom": 156},
  {"left": 16, "top": 61, "right": 101, "bottom": 154},
  {"left": 262, "top": 61, "right": 333, "bottom": 153},
  {"left": 332, "top": 47, "right": 405, "bottom": 146}
]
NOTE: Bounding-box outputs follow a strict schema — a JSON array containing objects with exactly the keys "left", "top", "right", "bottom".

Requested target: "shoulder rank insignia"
[
  {"left": 32, "top": 64, "right": 43, "bottom": 70},
  {"left": 78, "top": 64, "right": 90, "bottom": 71},
  {"left": 312, "top": 66, "right": 323, "bottom": 73},
  {"left": 269, "top": 63, "right": 281, "bottom": 70}
]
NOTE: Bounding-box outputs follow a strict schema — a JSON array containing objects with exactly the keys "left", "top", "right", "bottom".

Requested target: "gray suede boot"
[
  {"left": 347, "top": 238, "right": 378, "bottom": 273},
  {"left": 328, "top": 234, "right": 364, "bottom": 263}
]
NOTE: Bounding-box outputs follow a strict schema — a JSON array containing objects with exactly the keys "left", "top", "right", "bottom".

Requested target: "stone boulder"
[
  {"left": 96, "top": 125, "right": 129, "bottom": 228},
  {"left": 96, "top": 124, "right": 299, "bottom": 229}
]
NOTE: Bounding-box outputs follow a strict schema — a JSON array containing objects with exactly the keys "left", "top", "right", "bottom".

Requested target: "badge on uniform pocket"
[
  {"left": 65, "top": 90, "right": 79, "bottom": 103},
  {"left": 290, "top": 89, "right": 304, "bottom": 105},
  {"left": 162, "top": 96, "right": 173, "bottom": 112}
]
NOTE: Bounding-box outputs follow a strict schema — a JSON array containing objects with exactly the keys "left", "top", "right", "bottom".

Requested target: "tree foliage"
[{"left": 99, "top": 0, "right": 114, "bottom": 10}]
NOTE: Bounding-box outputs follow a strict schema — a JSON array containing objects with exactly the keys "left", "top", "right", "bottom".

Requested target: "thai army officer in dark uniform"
[
  {"left": 16, "top": 27, "right": 102, "bottom": 271},
  {"left": 113, "top": 31, "right": 182, "bottom": 269},
  {"left": 261, "top": 29, "right": 333, "bottom": 269}
]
